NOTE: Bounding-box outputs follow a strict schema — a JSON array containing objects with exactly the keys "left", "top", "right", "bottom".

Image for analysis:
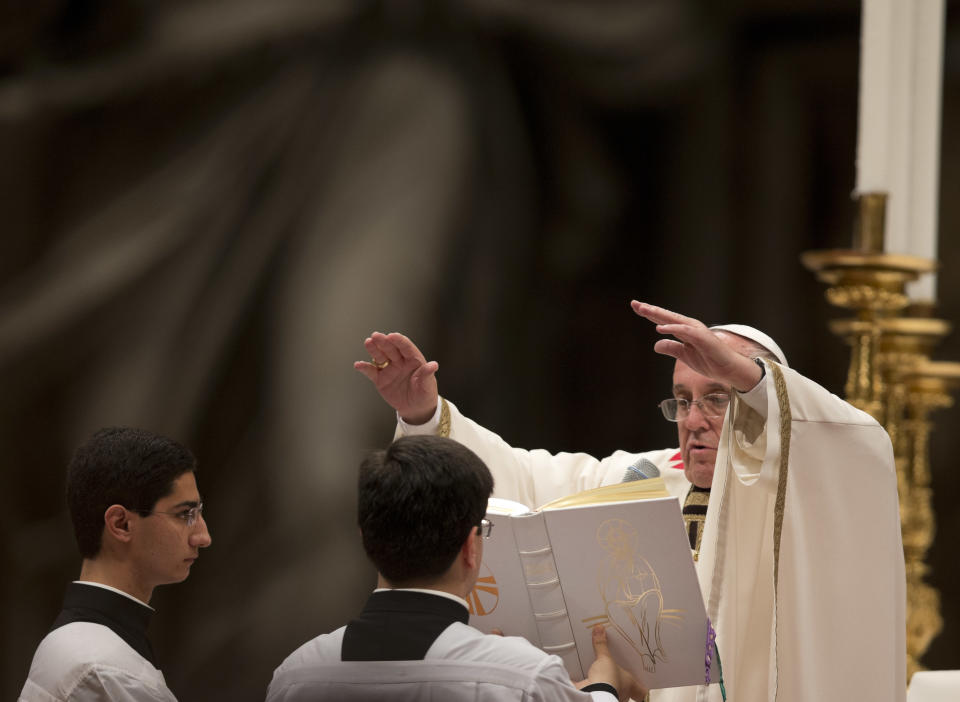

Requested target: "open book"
[{"left": 466, "top": 479, "right": 716, "bottom": 690}]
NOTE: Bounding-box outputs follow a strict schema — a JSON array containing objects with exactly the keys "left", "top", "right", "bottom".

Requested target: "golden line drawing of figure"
[{"left": 591, "top": 518, "right": 684, "bottom": 673}]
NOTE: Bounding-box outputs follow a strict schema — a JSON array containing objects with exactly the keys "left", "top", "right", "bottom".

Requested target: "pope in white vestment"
[{"left": 358, "top": 302, "right": 907, "bottom": 702}]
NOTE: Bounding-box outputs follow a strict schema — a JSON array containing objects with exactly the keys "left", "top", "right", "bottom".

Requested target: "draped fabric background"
[{"left": 2, "top": 1, "right": 958, "bottom": 698}]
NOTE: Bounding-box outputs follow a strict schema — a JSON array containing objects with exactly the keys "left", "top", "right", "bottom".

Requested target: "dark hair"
[
  {"left": 358, "top": 435, "right": 494, "bottom": 584},
  {"left": 66, "top": 427, "right": 197, "bottom": 558}
]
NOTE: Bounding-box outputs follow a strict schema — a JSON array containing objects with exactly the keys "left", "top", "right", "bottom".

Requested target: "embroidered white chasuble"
[
  {"left": 398, "top": 359, "right": 906, "bottom": 702},
  {"left": 657, "top": 362, "right": 905, "bottom": 702}
]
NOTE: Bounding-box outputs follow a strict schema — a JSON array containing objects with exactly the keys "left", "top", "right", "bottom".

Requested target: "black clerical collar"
[
  {"left": 51, "top": 582, "right": 158, "bottom": 667},
  {"left": 342, "top": 589, "right": 470, "bottom": 661},
  {"left": 365, "top": 589, "right": 469, "bottom": 619}
]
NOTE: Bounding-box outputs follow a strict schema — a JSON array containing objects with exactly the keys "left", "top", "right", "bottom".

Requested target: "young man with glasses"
[
  {"left": 19, "top": 427, "right": 212, "bottom": 702},
  {"left": 356, "top": 302, "right": 905, "bottom": 702},
  {"left": 267, "top": 435, "right": 645, "bottom": 701}
]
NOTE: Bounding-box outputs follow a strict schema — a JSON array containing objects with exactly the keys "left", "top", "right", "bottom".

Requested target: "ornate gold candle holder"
[
  {"left": 802, "top": 192, "right": 952, "bottom": 679},
  {"left": 800, "top": 250, "right": 934, "bottom": 421},
  {"left": 897, "top": 361, "right": 960, "bottom": 673}
]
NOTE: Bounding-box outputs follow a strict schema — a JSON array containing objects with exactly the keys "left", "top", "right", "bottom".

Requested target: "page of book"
[
  {"left": 544, "top": 496, "right": 715, "bottom": 689},
  {"left": 469, "top": 488, "right": 716, "bottom": 690}
]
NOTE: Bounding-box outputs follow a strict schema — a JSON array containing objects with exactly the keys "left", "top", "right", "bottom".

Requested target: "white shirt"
[
  {"left": 267, "top": 589, "right": 617, "bottom": 702},
  {"left": 19, "top": 622, "right": 176, "bottom": 702},
  {"left": 19, "top": 583, "right": 176, "bottom": 702}
]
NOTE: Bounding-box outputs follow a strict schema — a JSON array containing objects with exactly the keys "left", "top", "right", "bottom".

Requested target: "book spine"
[{"left": 511, "top": 512, "right": 582, "bottom": 679}]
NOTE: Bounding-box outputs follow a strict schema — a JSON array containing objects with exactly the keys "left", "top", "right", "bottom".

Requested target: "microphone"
[{"left": 621, "top": 457, "right": 660, "bottom": 483}]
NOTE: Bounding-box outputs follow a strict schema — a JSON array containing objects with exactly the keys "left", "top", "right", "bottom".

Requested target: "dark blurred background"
[{"left": 2, "top": 0, "right": 959, "bottom": 698}]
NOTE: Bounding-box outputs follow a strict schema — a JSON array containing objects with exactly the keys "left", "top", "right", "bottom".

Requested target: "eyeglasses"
[
  {"left": 658, "top": 393, "right": 730, "bottom": 421},
  {"left": 477, "top": 518, "right": 494, "bottom": 539},
  {"left": 134, "top": 502, "right": 205, "bottom": 527}
]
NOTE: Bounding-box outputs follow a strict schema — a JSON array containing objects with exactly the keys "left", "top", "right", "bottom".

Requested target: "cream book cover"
[{"left": 467, "top": 479, "right": 717, "bottom": 691}]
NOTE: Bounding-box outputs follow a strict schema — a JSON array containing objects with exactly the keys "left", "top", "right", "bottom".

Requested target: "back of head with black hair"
[
  {"left": 358, "top": 435, "right": 494, "bottom": 585},
  {"left": 66, "top": 427, "right": 198, "bottom": 559}
]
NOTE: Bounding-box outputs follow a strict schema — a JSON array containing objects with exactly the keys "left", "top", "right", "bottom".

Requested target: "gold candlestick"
[
  {"left": 898, "top": 362, "right": 960, "bottom": 673},
  {"left": 801, "top": 249, "right": 933, "bottom": 421},
  {"left": 802, "top": 192, "right": 950, "bottom": 679}
]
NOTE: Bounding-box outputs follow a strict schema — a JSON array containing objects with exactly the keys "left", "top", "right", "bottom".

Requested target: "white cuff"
[
  {"left": 396, "top": 401, "right": 442, "bottom": 435},
  {"left": 737, "top": 369, "right": 769, "bottom": 420}
]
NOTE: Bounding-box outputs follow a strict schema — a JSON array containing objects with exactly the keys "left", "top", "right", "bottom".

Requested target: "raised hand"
[
  {"left": 631, "top": 301, "right": 762, "bottom": 392},
  {"left": 354, "top": 332, "right": 439, "bottom": 424}
]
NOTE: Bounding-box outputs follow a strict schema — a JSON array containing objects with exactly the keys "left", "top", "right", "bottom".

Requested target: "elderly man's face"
[
  {"left": 673, "top": 332, "right": 756, "bottom": 488},
  {"left": 673, "top": 361, "right": 727, "bottom": 488}
]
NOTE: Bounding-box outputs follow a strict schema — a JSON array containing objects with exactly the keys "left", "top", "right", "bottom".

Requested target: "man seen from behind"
[{"left": 267, "top": 435, "right": 646, "bottom": 701}]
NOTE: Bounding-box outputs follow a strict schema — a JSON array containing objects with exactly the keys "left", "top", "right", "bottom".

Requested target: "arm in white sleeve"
[
  {"left": 736, "top": 368, "right": 768, "bottom": 419},
  {"left": 396, "top": 400, "right": 443, "bottom": 436},
  {"left": 396, "top": 398, "right": 636, "bottom": 508},
  {"left": 727, "top": 363, "right": 771, "bottom": 484},
  {"left": 727, "top": 359, "right": 887, "bottom": 486},
  {"left": 70, "top": 667, "right": 178, "bottom": 701},
  {"left": 529, "top": 655, "right": 619, "bottom": 702}
]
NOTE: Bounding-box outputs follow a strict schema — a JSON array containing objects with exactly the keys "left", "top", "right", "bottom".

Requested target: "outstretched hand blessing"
[
  {"left": 631, "top": 301, "right": 762, "bottom": 392},
  {"left": 354, "top": 332, "right": 440, "bottom": 425}
]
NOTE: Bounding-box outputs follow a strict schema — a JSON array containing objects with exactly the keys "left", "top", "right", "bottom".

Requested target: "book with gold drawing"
[{"left": 466, "top": 479, "right": 717, "bottom": 690}]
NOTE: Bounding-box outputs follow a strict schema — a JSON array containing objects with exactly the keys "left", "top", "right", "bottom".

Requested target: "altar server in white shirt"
[
  {"left": 356, "top": 301, "right": 906, "bottom": 702},
  {"left": 267, "top": 434, "right": 646, "bottom": 702},
  {"left": 19, "top": 427, "right": 212, "bottom": 702}
]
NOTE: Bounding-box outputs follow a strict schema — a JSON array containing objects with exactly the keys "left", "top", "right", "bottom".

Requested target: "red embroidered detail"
[{"left": 669, "top": 450, "right": 684, "bottom": 470}]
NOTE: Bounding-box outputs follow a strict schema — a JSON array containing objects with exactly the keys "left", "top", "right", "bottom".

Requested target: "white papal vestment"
[{"left": 397, "top": 361, "right": 906, "bottom": 702}]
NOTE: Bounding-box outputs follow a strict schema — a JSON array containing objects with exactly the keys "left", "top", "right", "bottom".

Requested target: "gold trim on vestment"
[
  {"left": 438, "top": 397, "right": 451, "bottom": 438},
  {"left": 771, "top": 364, "right": 791, "bottom": 589},
  {"left": 771, "top": 362, "right": 791, "bottom": 702},
  {"left": 683, "top": 487, "right": 710, "bottom": 561}
]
